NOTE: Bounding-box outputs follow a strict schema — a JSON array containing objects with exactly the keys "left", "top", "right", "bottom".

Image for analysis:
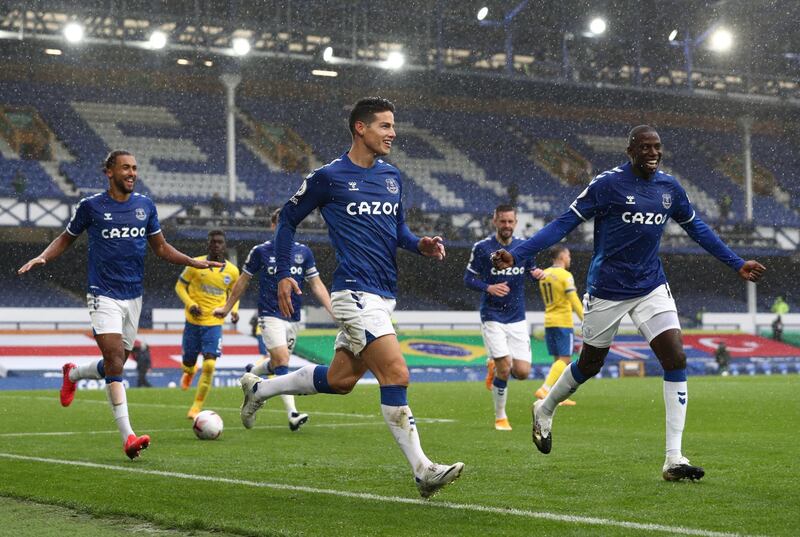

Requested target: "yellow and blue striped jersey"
[
  {"left": 539, "top": 266, "right": 583, "bottom": 328},
  {"left": 176, "top": 256, "right": 240, "bottom": 326}
]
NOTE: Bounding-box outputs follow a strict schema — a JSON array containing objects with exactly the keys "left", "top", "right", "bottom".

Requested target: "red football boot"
[
  {"left": 124, "top": 434, "right": 151, "bottom": 460},
  {"left": 60, "top": 363, "right": 77, "bottom": 407}
]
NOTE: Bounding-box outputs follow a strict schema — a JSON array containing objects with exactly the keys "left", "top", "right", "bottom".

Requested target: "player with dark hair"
[
  {"left": 492, "top": 125, "right": 765, "bottom": 481},
  {"left": 535, "top": 245, "right": 582, "bottom": 406},
  {"left": 236, "top": 97, "right": 464, "bottom": 498},
  {"left": 18, "top": 150, "right": 221, "bottom": 459},
  {"left": 464, "top": 204, "right": 537, "bottom": 431},
  {"left": 176, "top": 229, "right": 240, "bottom": 419},
  {"left": 214, "top": 207, "right": 332, "bottom": 431}
]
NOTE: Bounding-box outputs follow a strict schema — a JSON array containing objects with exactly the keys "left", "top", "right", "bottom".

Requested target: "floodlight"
[
  {"left": 477, "top": 7, "right": 489, "bottom": 21},
  {"left": 384, "top": 51, "right": 405, "bottom": 70},
  {"left": 232, "top": 37, "right": 251, "bottom": 56},
  {"left": 63, "top": 22, "right": 84, "bottom": 43},
  {"left": 312, "top": 69, "right": 338, "bottom": 77},
  {"left": 149, "top": 31, "right": 167, "bottom": 50},
  {"left": 177, "top": 58, "right": 190, "bottom": 65},
  {"left": 45, "top": 48, "right": 62, "bottom": 56},
  {"left": 668, "top": 29, "right": 678, "bottom": 42},
  {"left": 589, "top": 17, "right": 607, "bottom": 36},
  {"left": 323, "top": 46, "right": 334, "bottom": 62},
  {"left": 708, "top": 27, "right": 733, "bottom": 52}
]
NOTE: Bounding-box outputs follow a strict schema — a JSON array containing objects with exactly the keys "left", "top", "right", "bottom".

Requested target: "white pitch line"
[
  {"left": 0, "top": 452, "right": 764, "bottom": 537},
  {"left": 0, "top": 394, "right": 456, "bottom": 422},
  {"left": 0, "top": 421, "right": 387, "bottom": 438}
]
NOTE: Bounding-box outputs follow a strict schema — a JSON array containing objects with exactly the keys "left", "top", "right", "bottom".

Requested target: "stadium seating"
[{"left": 1, "top": 79, "right": 796, "bottom": 230}]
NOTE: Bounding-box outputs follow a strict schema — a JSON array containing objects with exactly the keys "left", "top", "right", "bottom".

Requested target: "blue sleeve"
[
  {"left": 680, "top": 216, "right": 745, "bottom": 272},
  {"left": 396, "top": 182, "right": 421, "bottom": 254},
  {"left": 243, "top": 246, "right": 261, "bottom": 275},
  {"left": 464, "top": 270, "right": 489, "bottom": 292},
  {"left": 508, "top": 210, "right": 583, "bottom": 265},
  {"left": 66, "top": 198, "right": 91, "bottom": 236},
  {"left": 464, "top": 243, "right": 489, "bottom": 292},
  {"left": 275, "top": 172, "right": 327, "bottom": 280},
  {"left": 146, "top": 199, "right": 161, "bottom": 235},
  {"left": 570, "top": 175, "right": 612, "bottom": 222}
]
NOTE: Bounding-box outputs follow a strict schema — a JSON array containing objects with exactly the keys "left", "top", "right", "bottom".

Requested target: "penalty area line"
[{"left": 0, "top": 453, "right": 761, "bottom": 537}]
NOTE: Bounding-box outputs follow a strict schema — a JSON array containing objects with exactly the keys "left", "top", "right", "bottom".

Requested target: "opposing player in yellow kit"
[
  {"left": 175, "top": 229, "right": 240, "bottom": 419},
  {"left": 536, "top": 245, "right": 583, "bottom": 405}
]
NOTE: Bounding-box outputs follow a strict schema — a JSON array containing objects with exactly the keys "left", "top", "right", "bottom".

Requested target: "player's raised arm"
[
  {"left": 671, "top": 185, "right": 766, "bottom": 282},
  {"left": 148, "top": 233, "right": 223, "bottom": 268},
  {"left": 17, "top": 231, "right": 77, "bottom": 274}
]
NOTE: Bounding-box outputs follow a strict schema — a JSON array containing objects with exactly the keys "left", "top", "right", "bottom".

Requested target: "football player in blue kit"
[
  {"left": 18, "top": 150, "right": 221, "bottom": 459},
  {"left": 213, "top": 207, "right": 333, "bottom": 431},
  {"left": 237, "top": 97, "right": 464, "bottom": 498},
  {"left": 464, "top": 204, "right": 537, "bottom": 431},
  {"left": 492, "top": 126, "right": 765, "bottom": 481}
]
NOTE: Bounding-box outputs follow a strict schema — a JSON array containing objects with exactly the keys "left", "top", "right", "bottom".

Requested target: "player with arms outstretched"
[
  {"left": 236, "top": 97, "right": 464, "bottom": 498},
  {"left": 18, "top": 150, "right": 221, "bottom": 459},
  {"left": 464, "top": 204, "right": 537, "bottom": 431},
  {"left": 176, "top": 229, "right": 240, "bottom": 419},
  {"left": 214, "top": 208, "right": 333, "bottom": 431},
  {"left": 535, "top": 245, "right": 582, "bottom": 406},
  {"left": 492, "top": 126, "right": 765, "bottom": 481}
]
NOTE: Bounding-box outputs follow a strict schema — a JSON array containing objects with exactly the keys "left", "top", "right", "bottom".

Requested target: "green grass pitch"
[{"left": 0, "top": 375, "right": 797, "bottom": 536}]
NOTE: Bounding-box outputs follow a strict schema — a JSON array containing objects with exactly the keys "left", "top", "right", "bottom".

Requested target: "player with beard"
[
  {"left": 492, "top": 126, "right": 765, "bottom": 481},
  {"left": 18, "top": 150, "right": 221, "bottom": 459},
  {"left": 464, "top": 205, "right": 537, "bottom": 431}
]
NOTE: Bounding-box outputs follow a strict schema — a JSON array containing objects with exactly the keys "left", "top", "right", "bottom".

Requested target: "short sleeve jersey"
[
  {"left": 466, "top": 235, "right": 533, "bottom": 323},
  {"left": 244, "top": 241, "right": 319, "bottom": 322},
  {"left": 569, "top": 162, "right": 695, "bottom": 300},
  {"left": 539, "top": 267, "right": 578, "bottom": 328},
  {"left": 179, "top": 257, "right": 240, "bottom": 326},
  {"left": 66, "top": 192, "right": 161, "bottom": 300}
]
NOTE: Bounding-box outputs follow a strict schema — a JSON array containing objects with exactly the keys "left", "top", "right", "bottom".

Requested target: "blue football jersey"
[
  {"left": 275, "top": 153, "right": 420, "bottom": 298},
  {"left": 466, "top": 236, "right": 534, "bottom": 323},
  {"left": 66, "top": 192, "right": 161, "bottom": 300},
  {"left": 509, "top": 162, "right": 744, "bottom": 302},
  {"left": 570, "top": 162, "right": 707, "bottom": 300},
  {"left": 244, "top": 240, "right": 319, "bottom": 322}
]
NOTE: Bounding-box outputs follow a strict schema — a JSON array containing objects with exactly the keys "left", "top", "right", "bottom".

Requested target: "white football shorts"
[
  {"left": 259, "top": 315, "right": 299, "bottom": 353},
  {"left": 87, "top": 294, "right": 142, "bottom": 351},
  {"left": 581, "top": 284, "right": 680, "bottom": 348},
  {"left": 331, "top": 290, "right": 396, "bottom": 356},
  {"left": 481, "top": 319, "right": 532, "bottom": 362}
]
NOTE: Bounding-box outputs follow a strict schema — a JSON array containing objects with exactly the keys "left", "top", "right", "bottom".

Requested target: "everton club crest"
[
  {"left": 662, "top": 193, "right": 672, "bottom": 209},
  {"left": 385, "top": 178, "right": 399, "bottom": 194}
]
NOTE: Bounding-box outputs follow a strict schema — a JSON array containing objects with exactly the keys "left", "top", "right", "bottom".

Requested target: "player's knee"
[
  {"left": 577, "top": 346, "right": 607, "bottom": 377},
  {"left": 511, "top": 364, "right": 531, "bottom": 380},
  {"left": 662, "top": 350, "right": 687, "bottom": 371}
]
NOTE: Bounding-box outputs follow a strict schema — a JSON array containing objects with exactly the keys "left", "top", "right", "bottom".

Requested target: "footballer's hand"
[
  {"left": 17, "top": 256, "right": 47, "bottom": 274},
  {"left": 193, "top": 258, "right": 224, "bottom": 269},
  {"left": 189, "top": 305, "right": 202, "bottom": 317},
  {"left": 212, "top": 307, "right": 227, "bottom": 319},
  {"left": 531, "top": 267, "right": 546, "bottom": 280},
  {"left": 487, "top": 282, "right": 510, "bottom": 297},
  {"left": 491, "top": 249, "right": 514, "bottom": 270},
  {"left": 278, "top": 277, "right": 302, "bottom": 317},
  {"left": 230, "top": 311, "right": 240, "bottom": 324},
  {"left": 419, "top": 236, "right": 446, "bottom": 260},
  {"left": 738, "top": 260, "right": 766, "bottom": 282}
]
